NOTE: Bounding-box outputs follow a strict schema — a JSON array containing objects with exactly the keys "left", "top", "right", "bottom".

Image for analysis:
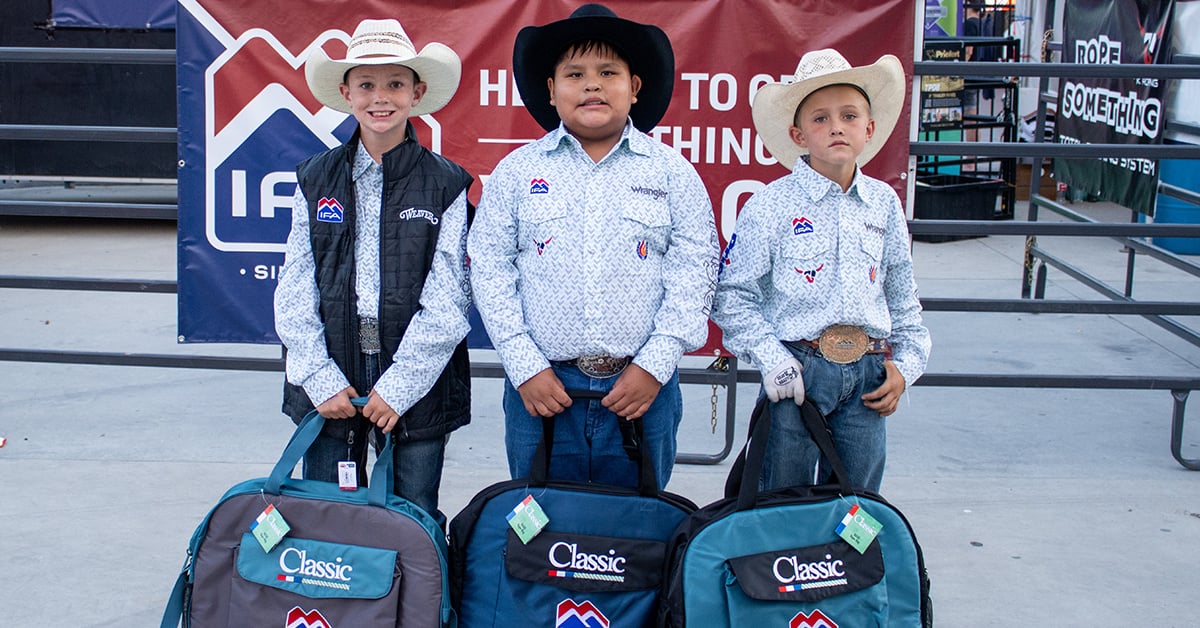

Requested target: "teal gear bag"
[{"left": 660, "top": 397, "right": 933, "bottom": 627}]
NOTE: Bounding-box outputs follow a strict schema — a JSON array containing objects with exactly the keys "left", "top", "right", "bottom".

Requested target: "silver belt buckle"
[
  {"left": 575, "top": 354, "right": 631, "bottom": 379},
  {"left": 817, "top": 325, "right": 869, "bottom": 364},
  {"left": 359, "top": 317, "right": 381, "bottom": 354}
]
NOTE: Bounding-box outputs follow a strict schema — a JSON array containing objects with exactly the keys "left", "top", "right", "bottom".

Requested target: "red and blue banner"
[{"left": 176, "top": 0, "right": 915, "bottom": 351}]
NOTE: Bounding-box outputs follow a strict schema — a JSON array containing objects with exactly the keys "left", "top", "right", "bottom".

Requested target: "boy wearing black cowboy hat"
[
  {"left": 468, "top": 4, "right": 719, "bottom": 490},
  {"left": 712, "top": 49, "right": 931, "bottom": 493},
  {"left": 275, "top": 19, "right": 473, "bottom": 526}
]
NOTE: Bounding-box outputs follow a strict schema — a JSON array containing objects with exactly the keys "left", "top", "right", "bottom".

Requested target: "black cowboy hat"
[{"left": 512, "top": 3, "right": 675, "bottom": 133}]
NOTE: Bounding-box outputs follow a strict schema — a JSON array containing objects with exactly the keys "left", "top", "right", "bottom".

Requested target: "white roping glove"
[{"left": 763, "top": 357, "right": 805, "bottom": 405}]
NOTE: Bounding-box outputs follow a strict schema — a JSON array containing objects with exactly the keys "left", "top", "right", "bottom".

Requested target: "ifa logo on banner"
[
  {"left": 790, "top": 609, "right": 838, "bottom": 628},
  {"left": 555, "top": 598, "right": 609, "bottom": 628},
  {"left": 178, "top": 0, "right": 445, "bottom": 253},
  {"left": 285, "top": 606, "right": 332, "bottom": 628}
]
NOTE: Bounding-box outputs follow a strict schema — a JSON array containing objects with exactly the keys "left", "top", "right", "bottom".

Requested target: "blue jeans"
[
  {"left": 760, "top": 342, "right": 888, "bottom": 493},
  {"left": 503, "top": 365, "right": 682, "bottom": 490},
  {"left": 302, "top": 353, "right": 448, "bottom": 527}
]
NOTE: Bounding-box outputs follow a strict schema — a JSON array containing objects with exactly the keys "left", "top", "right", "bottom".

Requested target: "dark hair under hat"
[{"left": 512, "top": 3, "right": 675, "bottom": 133}]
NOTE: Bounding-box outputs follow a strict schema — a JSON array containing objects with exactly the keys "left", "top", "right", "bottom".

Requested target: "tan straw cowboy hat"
[
  {"left": 305, "top": 18, "right": 462, "bottom": 116},
  {"left": 752, "top": 49, "right": 905, "bottom": 169}
]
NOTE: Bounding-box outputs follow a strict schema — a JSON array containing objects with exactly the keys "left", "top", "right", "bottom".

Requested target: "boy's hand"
[
  {"left": 518, "top": 369, "right": 572, "bottom": 417},
  {"left": 764, "top": 357, "right": 805, "bottom": 405},
  {"left": 317, "top": 386, "right": 360, "bottom": 419},
  {"left": 363, "top": 391, "right": 401, "bottom": 434},
  {"left": 603, "top": 364, "right": 662, "bottom": 420},
  {"left": 862, "top": 360, "right": 906, "bottom": 417}
]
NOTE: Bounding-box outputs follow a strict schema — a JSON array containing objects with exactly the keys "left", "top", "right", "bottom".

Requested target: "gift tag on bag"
[
  {"left": 250, "top": 503, "right": 291, "bottom": 553},
  {"left": 836, "top": 503, "right": 883, "bottom": 554},
  {"left": 506, "top": 494, "right": 549, "bottom": 544}
]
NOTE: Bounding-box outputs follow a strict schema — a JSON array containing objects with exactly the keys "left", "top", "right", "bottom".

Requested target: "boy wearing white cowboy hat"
[
  {"left": 468, "top": 4, "right": 718, "bottom": 490},
  {"left": 712, "top": 49, "right": 931, "bottom": 493},
  {"left": 275, "top": 18, "right": 473, "bottom": 526}
]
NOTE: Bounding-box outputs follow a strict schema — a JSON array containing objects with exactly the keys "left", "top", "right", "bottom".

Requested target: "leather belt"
[
  {"left": 789, "top": 325, "right": 889, "bottom": 364},
  {"left": 556, "top": 354, "right": 632, "bottom": 379},
  {"left": 359, "top": 316, "right": 381, "bottom": 355}
]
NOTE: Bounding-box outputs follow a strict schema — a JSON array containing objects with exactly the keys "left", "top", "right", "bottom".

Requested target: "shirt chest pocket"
[
  {"left": 621, "top": 199, "right": 671, "bottom": 257},
  {"left": 859, "top": 232, "right": 884, "bottom": 263},
  {"left": 776, "top": 235, "right": 832, "bottom": 287},
  {"left": 517, "top": 199, "right": 568, "bottom": 252}
]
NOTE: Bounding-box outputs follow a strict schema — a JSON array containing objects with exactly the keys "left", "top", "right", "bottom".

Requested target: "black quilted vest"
[{"left": 281, "top": 124, "right": 473, "bottom": 442}]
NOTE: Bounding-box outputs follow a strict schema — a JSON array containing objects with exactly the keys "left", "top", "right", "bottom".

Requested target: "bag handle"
[
  {"left": 264, "top": 397, "right": 394, "bottom": 507},
  {"left": 725, "top": 397, "right": 853, "bottom": 511},
  {"left": 529, "top": 389, "right": 659, "bottom": 497}
]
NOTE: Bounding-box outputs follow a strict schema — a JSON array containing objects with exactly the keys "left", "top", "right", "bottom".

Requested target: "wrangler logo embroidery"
[{"left": 630, "top": 185, "right": 667, "bottom": 200}]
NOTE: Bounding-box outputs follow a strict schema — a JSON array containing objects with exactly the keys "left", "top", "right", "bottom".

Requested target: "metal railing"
[{"left": 3, "top": 47, "right": 1200, "bottom": 469}]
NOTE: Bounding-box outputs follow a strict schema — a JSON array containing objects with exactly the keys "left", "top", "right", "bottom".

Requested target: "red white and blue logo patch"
[
  {"left": 316, "top": 197, "right": 344, "bottom": 223},
  {"left": 794, "top": 264, "right": 825, "bottom": 283},
  {"left": 792, "top": 217, "right": 814, "bottom": 235},
  {"left": 790, "top": 609, "right": 838, "bottom": 628},
  {"left": 869, "top": 265, "right": 877, "bottom": 284},
  {"left": 286, "top": 606, "right": 333, "bottom": 628},
  {"left": 530, "top": 178, "right": 550, "bottom": 194},
  {"left": 636, "top": 240, "right": 649, "bottom": 259},
  {"left": 556, "top": 599, "right": 609, "bottom": 628},
  {"left": 719, "top": 233, "right": 737, "bottom": 276},
  {"left": 534, "top": 237, "right": 553, "bottom": 256}
]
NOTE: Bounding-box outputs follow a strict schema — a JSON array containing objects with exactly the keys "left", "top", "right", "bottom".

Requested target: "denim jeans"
[
  {"left": 503, "top": 365, "right": 682, "bottom": 490},
  {"left": 302, "top": 353, "right": 448, "bottom": 527},
  {"left": 760, "top": 342, "right": 888, "bottom": 493}
]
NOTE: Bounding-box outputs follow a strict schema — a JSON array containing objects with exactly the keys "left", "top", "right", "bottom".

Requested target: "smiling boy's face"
[
  {"left": 339, "top": 64, "right": 426, "bottom": 155},
  {"left": 547, "top": 43, "right": 642, "bottom": 156}
]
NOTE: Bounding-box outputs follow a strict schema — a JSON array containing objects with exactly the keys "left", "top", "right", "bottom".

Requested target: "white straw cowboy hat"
[
  {"left": 305, "top": 19, "right": 462, "bottom": 116},
  {"left": 752, "top": 49, "right": 905, "bottom": 169}
]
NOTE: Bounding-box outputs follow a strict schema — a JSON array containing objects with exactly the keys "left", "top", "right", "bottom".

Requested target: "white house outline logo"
[{"left": 180, "top": 0, "right": 444, "bottom": 254}]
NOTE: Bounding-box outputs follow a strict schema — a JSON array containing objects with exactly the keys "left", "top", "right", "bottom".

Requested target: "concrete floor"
[{"left": 1, "top": 199, "right": 1199, "bottom": 626}]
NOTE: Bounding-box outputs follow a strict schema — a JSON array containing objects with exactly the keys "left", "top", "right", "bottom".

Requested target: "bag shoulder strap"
[
  {"left": 726, "top": 397, "right": 853, "bottom": 510},
  {"left": 530, "top": 389, "right": 659, "bottom": 496}
]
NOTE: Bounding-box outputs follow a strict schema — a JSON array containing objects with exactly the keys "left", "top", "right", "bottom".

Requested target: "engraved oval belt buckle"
[
  {"left": 817, "top": 325, "right": 869, "bottom": 364},
  {"left": 576, "top": 354, "right": 630, "bottom": 379}
]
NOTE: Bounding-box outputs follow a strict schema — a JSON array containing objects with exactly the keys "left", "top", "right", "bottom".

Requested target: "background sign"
[
  {"left": 177, "top": 0, "right": 914, "bottom": 353},
  {"left": 1055, "top": 0, "right": 1174, "bottom": 216},
  {"left": 52, "top": 0, "right": 174, "bottom": 29}
]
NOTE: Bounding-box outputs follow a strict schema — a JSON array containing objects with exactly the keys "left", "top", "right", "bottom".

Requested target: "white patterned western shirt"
[
  {"left": 468, "top": 121, "right": 719, "bottom": 387},
  {"left": 275, "top": 142, "right": 471, "bottom": 413},
  {"left": 711, "top": 157, "right": 930, "bottom": 387}
]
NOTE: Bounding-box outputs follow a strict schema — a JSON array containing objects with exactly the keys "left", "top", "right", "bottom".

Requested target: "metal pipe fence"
[{"left": 2, "top": 47, "right": 1199, "bottom": 469}]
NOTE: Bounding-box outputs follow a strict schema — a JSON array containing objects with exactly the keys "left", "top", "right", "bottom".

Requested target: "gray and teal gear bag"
[
  {"left": 660, "top": 397, "right": 932, "bottom": 627},
  {"left": 161, "top": 405, "right": 454, "bottom": 627},
  {"left": 449, "top": 390, "right": 696, "bottom": 627}
]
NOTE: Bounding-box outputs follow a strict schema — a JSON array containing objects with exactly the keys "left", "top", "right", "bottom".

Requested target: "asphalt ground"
[{"left": 1, "top": 199, "right": 1198, "bottom": 626}]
